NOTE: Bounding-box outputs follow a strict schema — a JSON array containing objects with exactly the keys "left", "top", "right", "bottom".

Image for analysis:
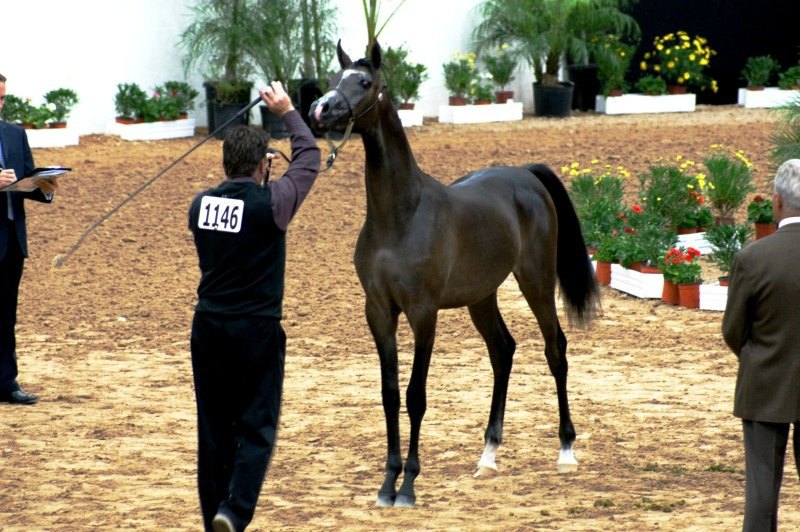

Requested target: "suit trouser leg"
[
  {"left": 742, "top": 419, "right": 790, "bottom": 532},
  {"left": 0, "top": 227, "right": 24, "bottom": 393}
]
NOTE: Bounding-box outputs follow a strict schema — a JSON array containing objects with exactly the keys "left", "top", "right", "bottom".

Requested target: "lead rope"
[{"left": 318, "top": 85, "right": 385, "bottom": 173}]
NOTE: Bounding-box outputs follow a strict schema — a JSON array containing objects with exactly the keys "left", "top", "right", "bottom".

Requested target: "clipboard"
[{"left": 0, "top": 166, "right": 71, "bottom": 192}]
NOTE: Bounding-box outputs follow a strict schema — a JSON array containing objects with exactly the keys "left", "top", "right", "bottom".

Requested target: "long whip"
[{"left": 51, "top": 96, "right": 264, "bottom": 267}]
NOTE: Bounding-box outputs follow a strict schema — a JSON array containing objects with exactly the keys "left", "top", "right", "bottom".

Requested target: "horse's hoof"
[
  {"left": 394, "top": 494, "right": 416, "bottom": 508},
  {"left": 376, "top": 493, "right": 396, "bottom": 507},
  {"left": 557, "top": 461, "right": 579, "bottom": 473},
  {"left": 473, "top": 465, "right": 498, "bottom": 478},
  {"left": 557, "top": 447, "right": 579, "bottom": 473}
]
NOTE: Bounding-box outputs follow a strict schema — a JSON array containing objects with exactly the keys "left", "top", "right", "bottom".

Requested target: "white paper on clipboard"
[{"left": 0, "top": 167, "right": 71, "bottom": 192}]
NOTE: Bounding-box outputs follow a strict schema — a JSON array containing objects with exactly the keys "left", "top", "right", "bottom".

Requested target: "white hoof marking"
[{"left": 557, "top": 447, "right": 578, "bottom": 473}]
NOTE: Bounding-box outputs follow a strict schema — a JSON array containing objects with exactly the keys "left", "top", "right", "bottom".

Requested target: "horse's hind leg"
[
  {"left": 468, "top": 292, "right": 516, "bottom": 477},
  {"left": 514, "top": 273, "right": 578, "bottom": 472}
]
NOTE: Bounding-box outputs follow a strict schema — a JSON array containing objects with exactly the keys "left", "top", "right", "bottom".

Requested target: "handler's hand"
[
  {"left": 259, "top": 81, "right": 294, "bottom": 117},
  {"left": 0, "top": 168, "right": 17, "bottom": 188},
  {"left": 37, "top": 177, "right": 58, "bottom": 195}
]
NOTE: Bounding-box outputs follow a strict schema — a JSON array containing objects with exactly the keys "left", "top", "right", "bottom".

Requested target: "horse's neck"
[{"left": 361, "top": 103, "right": 427, "bottom": 229}]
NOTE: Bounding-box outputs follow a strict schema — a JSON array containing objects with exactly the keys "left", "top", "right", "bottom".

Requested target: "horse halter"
[{"left": 320, "top": 79, "right": 387, "bottom": 173}]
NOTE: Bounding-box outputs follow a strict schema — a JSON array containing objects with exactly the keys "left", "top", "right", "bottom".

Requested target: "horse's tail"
[{"left": 525, "top": 163, "right": 600, "bottom": 328}]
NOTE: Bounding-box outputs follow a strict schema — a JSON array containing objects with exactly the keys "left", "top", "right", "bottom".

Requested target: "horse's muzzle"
[{"left": 308, "top": 92, "right": 349, "bottom": 132}]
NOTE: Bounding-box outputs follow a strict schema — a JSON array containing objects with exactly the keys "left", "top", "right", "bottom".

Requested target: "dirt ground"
[{"left": 1, "top": 105, "right": 798, "bottom": 531}]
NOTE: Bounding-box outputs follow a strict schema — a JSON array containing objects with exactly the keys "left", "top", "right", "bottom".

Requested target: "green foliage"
[
  {"left": 593, "top": 231, "right": 621, "bottom": 262},
  {"left": 778, "top": 65, "right": 800, "bottom": 90},
  {"left": 640, "top": 31, "right": 718, "bottom": 93},
  {"left": 595, "top": 36, "right": 635, "bottom": 95},
  {"left": 740, "top": 55, "right": 780, "bottom": 88},
  {"left": 43, "top": 88, "right": 78, "bottom": 123},
  {"left": 443, "top": 52, "right": 477, "bottom": 97},
  {"left": 704, "top": 222, "right": 751, "bottom": 276},
  {"left": 768, "top": 93, "right": 800, "bottom": 169},
  {"left": 471, "top": 74, "right": 495, "bottom": 101},
  {"left": 567, "top": 165, "right": 626, "bottom": 248},
  {"left": 638, "top": 162, "right": 696, "bottom": 229},
  {"left": 703, "top": 146, "right": 755, "bottom": 220},
  {"left": 661, "top": 247, "right": 703, "bottom": 284},
  {"left": 746, "top": 195, "right": 775, "bottom": 223},
  {"left": 163, "top": 81, "right": 199, "bottom": 114},
  {"left": 0, "top": 94, "right": 27, "bottom": 123},
  {"left": 381, "top": 45, "right": 428, "bottom": 104},
  {"left": 362, "top": 0, "right": 406, "bottom": 55},
  {"left": 115, "top": 81, "right": 199, "bottom": 121},
  {"left": 481, "top": 44, "right": 518, "bottom": 89},
  {"left": 473, "top": 0, "right": 640, "bottom": 87},
  {"left": 635, "top": 75, "right": 667, "bottom": 95},
  {"left": 615, "top": 207, "right": 677, "bottom": 268},
  {"left": 114, "top": 83, "right": 148, "bottom": 119}
]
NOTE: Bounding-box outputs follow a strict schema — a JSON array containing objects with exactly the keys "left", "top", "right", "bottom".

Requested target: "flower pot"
[
  {"left": 640, "top": 265, "right": 661, "bottom": 274},
  {"left": 595, "top": 261, "right": 611, "bottom": 286},
  {"left": 474, "top": 99, "right": 492, "bottom": 105},
  {"left": 627, "top": 261, "right": 643, "bottom": 272},
  {"left": 607, "top": 89, "right": 624, "bottom": 97},
  {"left": 718, "top": 276, "right": 729, "bottom": 287},
  {"left": 661, "top": 280, "right": 680, "bottom": 305},
  {"left": 48, "top": 122, "right": 67, "bottom": 129},
  {"left": 667, "top": 84, "right": 688, "bottom": 95},
  {"left": 495, "top": 91, "right": 514, "bottom": 104},
  {"left": 754, "top": 222, "right": 777, "bottom": 239},
  {"left": 676, "top": 226, "right": 700, "bottom": 235},
  {"left": 533, "top": 81, "right": 574, "bottom": 118},
  {"left": 398, "top": 102, "right": 415, "bottom": 110},
  {"left": 448, "top": 95, "right": 468, "bottom": 106},
  {"left": 566, "top": 64, "right": 600, "bottom": 111},
  {"left": 678, "top": 283, "right": 700, "bottom": 309},
  {"left": 746, "top": 86, "right": 765, "bottom": 91},
  {"left": 260, "top": 105, "right": 289, "bottom": 140}
]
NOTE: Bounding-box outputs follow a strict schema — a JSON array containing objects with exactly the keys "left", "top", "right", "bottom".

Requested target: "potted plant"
[
  {"left": 0, "top": 94, "right": 26, "bottom": 125},
  {"left": 615, "top": 205, "right": 675, "bottom": 270},
  {"left": 179, "top": 0, "right": 255, "bottom": 138},
  {"left": 705, "top": 222, "right": 751, "bottom": 285},
  {"left": 635, "top": 75, "right": 667, "bottom": 95},
  {"left": 778, "top": 65, "right": 800, "bottom": 90},
  {"left": 638, "top": 161, "right": 699, "bottom": 232},
  {"left": 768, "top": 92, "right": 800, "bottom": 167},
  {"left": 566, "top": 160, "right": 626, "bottom": 250},
  {"left": 481, "top": 44, "right": 518, "bottom": 103},
  {"left": 662, "top": 246, "right": 703, "bottom": 308},
  {"left": 473, "top": 0, "right": 639, "bottom": 117},
  {"left": 594, "top": 36, "right": 635, "bottom": 96},
  {"left": 443, "top": 52, "right": 477, "bottom": 105},
  {"left": 381, "top": 44, "right": 428, "bottom": 109},
  {"left": 703, "top": 144, "right": 755, "bottom": 224},
  {"left": 746, "top": 195, "right": 777, "bottom": 239},
  {"left": 740, "top": 55, "right": 780, "bottom": 90},
  {"left": 640, "top": 31, "right": 718, "bottom": 95},
  {"left": 592, "top": 232, "right": 620, "bottom": 285},
  {"left": 114, "top": 83, "right": 148, "bottom": 123},
  {"left": 43, "top": 88, "right": 78, "bottom": 128},
  {"left": 163, "top": 81, "right": 199, "bottom": 119},
  {"left": 471, "top": 74, "right": 495, "bottom": 104}
]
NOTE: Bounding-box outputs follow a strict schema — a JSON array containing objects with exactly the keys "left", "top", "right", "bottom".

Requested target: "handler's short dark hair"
[
  {"left": 0, "top": 73, "right": 6, "bottom": 82},
  {"left": 223, "top": 125, "right": 269, "bottom": 179}
]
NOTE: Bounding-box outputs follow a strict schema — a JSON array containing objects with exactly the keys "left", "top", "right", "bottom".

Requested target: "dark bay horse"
[{"left": 308, "top": 42, "right": 599, "bottom": 508}]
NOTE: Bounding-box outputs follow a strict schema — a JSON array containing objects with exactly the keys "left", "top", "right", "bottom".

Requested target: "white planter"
[
  {"left": 438, "top": 101, "right": 523, "bottom": 124},
  {"left": 106, "top": 118, "right": 196, "bottom": 141},
  {"left": 26, "top": 127, "right": 80, "bottom": 149},
  {"left": 677, "top": 231, "right": 713, "bottom": 255},
  {"left": 737, "top": 87, "right": 800, "bottom": 109},
  {"left": 595, "top": 93, "right": 696, "bottom": 115},
  {"left": 700, "top": 282, "right": 727, "bottom": 311},
  {"left": 609, "top": 264, "right": 664, "bottom": 299},
  {"left": 397, "top": 108, "right": 423, "bottom": 127}
]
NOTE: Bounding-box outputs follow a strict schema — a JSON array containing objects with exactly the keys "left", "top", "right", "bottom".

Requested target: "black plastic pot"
[
  {"left": 533, "top": 81, "right": 575, "bottom": 118},
  {"left": 260, "top": 105, "right": 289, "bottom": 140},
  {"left": 566, "top": 64, "right": 601, "bottom": 111},
  {"left": 203, "top": 81, "right": 253, "bottom": 139},
  {"left": 288, "top": 78, "right": 324, "bottom": 136}
]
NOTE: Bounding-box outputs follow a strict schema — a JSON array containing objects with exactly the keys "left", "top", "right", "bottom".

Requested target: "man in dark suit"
[
  {"left": 0, "top": 73, "right": 58, "bottom": 405},
  {"left": 722, "top": 158, "right": 800, "bottom": 531}
]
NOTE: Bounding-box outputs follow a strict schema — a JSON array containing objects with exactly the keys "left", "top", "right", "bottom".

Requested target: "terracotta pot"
[
  {"left": 495, "top": 91, "right": 514, "bottom": 104},
  {"left": 718, "top": 277, "right": 729, "bottom": 287},
  {"left": 676, "top": 227, "right": 699, "bottom": 235},
  {"left": 667, "top": 84, "right": 688, "bottom": 95},
  {"left": 398, "top": 102, "right": 415, "bottom": 110},
  {"left": 595, "top": 261, "right": 611, "bottom": 286},
  {"left": 678, "top": 283, "right": 700, "bottom": 309},
  {"left": 661, "top": 280, "right": 680, "bottom": 305},
  {"left": 746, "top": 86, "right": 765, "bottom": 91},
  {"left": 448, "top": 95, "right": 468, "bottom": 106},
  {"left": 754, "top": 222, "right": 777, "bottom": 239},
  {"left": 627, "top": 261, "right": 643, "bottom": 272},
  {"left": 607, "top": 88, "right": 624, "bottom": 97},
  {"left": 48, "top": 122, "right": 67, "bottom": 129},
  {"left": 474, "top": 99, "right": 492, "bottom": 105},
  {"left": 640, "top": 265, "right": 661, "bottom": 274}
]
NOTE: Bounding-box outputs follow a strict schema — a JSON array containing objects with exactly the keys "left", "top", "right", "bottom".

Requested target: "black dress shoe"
[{"left": 1, "top": 389, "right": 39, "bottom": 405}]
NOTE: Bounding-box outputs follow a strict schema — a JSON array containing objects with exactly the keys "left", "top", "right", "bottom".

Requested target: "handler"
[
  {"left": 722, "top": 158, "right": 800, "bottom": 532},
  {"left": 188, "top": 81, "right": 320, "bottom": 532}
]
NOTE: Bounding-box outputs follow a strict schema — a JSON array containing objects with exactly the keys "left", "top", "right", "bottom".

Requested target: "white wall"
[{"left": 2, "top": 0, "right": 535, "bottom": 135}]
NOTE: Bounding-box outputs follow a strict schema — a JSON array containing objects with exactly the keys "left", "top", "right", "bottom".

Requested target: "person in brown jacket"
[{"left": 722, "top": 158, "right": 800, "bottom": 532}]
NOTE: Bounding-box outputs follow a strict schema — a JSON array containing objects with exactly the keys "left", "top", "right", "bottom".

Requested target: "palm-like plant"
[{"left": 769, "top": 94, "right": 800, "bottom": 169}]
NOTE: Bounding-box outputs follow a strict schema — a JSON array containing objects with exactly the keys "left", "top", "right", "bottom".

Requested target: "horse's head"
[{"left": 308, "top": 40, "right": 385, "bottom": 133}]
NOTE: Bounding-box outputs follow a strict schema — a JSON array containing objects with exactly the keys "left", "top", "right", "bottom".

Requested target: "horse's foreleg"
[
  {"left": 468, "top": 294, "right": 516, "bottom": 477},
  {"left": 395, "top": 308, "right": 437, "bottom": 508},
  {"left": 366, "top": 302, "right": 402, "bottom": 506}
]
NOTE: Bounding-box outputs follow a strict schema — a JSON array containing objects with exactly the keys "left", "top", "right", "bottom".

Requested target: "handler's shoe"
[{"left": 212, "top": 512, "right": 235, "bottom": 532}]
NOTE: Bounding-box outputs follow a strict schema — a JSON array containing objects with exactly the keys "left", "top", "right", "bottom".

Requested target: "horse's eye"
[{"left": 360, "top": 78, "right": 372, "bottom": 89}]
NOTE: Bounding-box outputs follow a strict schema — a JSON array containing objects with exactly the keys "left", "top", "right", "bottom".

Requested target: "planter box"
[
  {"left": 677, "top": 231, "right": 713, "bottom": 255},
  {"left": 700, "top": 282, "right": 727, "bottom": 311},
  {"left": 438, "top": 101, "right": 523, "bottom": 124},
  {"left": 26, "top": 128, "right": 80, "bottom": 149},
  {"left": 397, "top": 108, "right": 423, "bottom": 127},
  {"left": 610, "top": 264, "right": 664, "bottom": 299},
  {"left": 595, "top": 93, "right": 696, "bottom": 115},
  {"left": 737, "top": 87, "right": 800, "bottom": 109},
  {"left": 106, "top": 118, "right": 196, "bottom": 141}
]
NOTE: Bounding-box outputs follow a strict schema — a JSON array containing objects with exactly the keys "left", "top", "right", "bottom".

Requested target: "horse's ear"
[
  {"left": 371, "top": 41, "right": 382, "bottom": 70},
  {"left": 337, "top": 40, "right": 352, "bottom": 68}
]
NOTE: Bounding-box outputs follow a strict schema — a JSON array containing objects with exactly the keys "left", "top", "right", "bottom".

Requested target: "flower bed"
[
  {"left": 736, "top": 87, "right": 800, "bottom": 109},
  {"left": 438, "top": 101, "right": 523, "bottom": 124},
  {"left": 595, "top": 93, "right": 696, "bottom": 115},
  {"left": 27, "top": 127, "right": 80, "bottom": 149},
  {"left": 106, "top": 118, "right": 196, "bottom": 141}
]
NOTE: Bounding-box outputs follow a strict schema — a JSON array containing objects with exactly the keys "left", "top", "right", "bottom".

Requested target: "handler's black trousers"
[
  {"left": 191, "top": 313, "right": 285, "bottom": 532},
  {"left": 0, "top": 228, "right": 24, "bottom": 393},
  {"left": 742, "top": 420, "right": 799, "bottom": 532}
]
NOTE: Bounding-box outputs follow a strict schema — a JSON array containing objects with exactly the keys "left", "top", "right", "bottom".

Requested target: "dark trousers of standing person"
[
  {"left": 190, "top": 313, "right": 285, "bottom": 532},
  {"left": 742, "top": 420, "right": 800, "bottom": 532},
  {"left": 0, "top": 227, "right": 24, "bottom": 394}
]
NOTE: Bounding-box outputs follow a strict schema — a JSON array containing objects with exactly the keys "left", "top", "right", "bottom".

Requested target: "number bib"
[{"left": 198, "top": 196, "right": 244, "bottom": 233}]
